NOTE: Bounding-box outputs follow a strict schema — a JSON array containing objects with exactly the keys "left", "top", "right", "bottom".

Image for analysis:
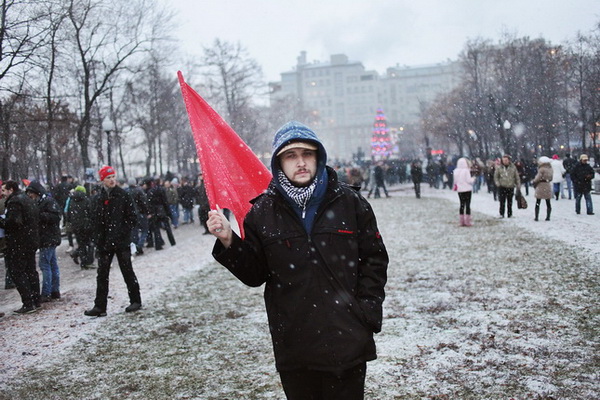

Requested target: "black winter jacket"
[
  {"left": 36, "top": 195, "right": 62, "bottom": 248},
  {"left": 0, "top": 191, "right": 40, "bottom": 254},
  {"left": 67, "top": 191, "right": 93, "bottom": 236},
  {"left": 178, "top": 185, "right": 196, "bottom": 209},
  {"left": 93, "top": 186, "right": 137, "bottom": 252},
  {"left": 571, "top": 162, "right": 595, "bottom": 193},
  {"left": 213, "top": 169, "right": 388, "bottom": 373}
]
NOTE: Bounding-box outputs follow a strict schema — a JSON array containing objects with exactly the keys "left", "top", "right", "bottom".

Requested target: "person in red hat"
[{"left": 84, "top": 165, "right": 142, "bottom": 317}]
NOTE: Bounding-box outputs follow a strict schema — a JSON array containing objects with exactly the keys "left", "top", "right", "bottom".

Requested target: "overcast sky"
[{"left": 168, "top": 0, "right": 599, "bottom": 83}]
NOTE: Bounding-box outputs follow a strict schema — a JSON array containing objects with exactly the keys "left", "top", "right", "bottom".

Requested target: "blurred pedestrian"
[
  {"left": 562, "top": 153, "right": 577, "bottom": 200},
  {"left": 0, "top": 180, "right": 40, "bottom": 314},
  {"left": 179, "top": 179, "right": 196, "bottom": 224},
  {"left": 571, "top": 154, "right": 595, "bottom": 215},
  {"left": 26, "top": 181, "right": 62, "bottom": 302},
  {"left": 493, "top": 154, "right": 520, "bottom": 218},
  {"left": 453, "top": 157, "right": 475, "bottom": 226},
  {"left": 531, "top": 156, "right": 553, "bottom": 221},
  {"left": 67, "top": 185, "right": 95, "bottom": 268},
  {"left": 550, "top": 154, "right": 566, "bottom": 200},
  {"left": 410, "top": 160, "right": 423, "bottom": 199},
  {"left": 164, "top": 179, "right": 180, "bottom": 229}
]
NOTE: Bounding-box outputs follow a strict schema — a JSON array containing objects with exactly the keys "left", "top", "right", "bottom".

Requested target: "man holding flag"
[{"left": 208, "top": 121, "right": 388, "bottom": 399}]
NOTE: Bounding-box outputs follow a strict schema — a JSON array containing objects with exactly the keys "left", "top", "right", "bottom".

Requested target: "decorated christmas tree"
[{"left": 371, "top": 108, "right": 392, "bottom": 159}]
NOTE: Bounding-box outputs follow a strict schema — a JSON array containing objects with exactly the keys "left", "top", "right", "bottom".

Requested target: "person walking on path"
[
  {"left": 84, "top": 166, "right": 141, "bottom": 317},
  {"left": 562, "top": 153, "right": 577, "bottom": 200},
  {"left": 452, "top": 157, "right": 475, "bottom": 226},
  {"left": 208, "top": 121, "right": 388, "bottom": 400},
  {"left": 410, "top": 160, "right": 423, "bottom": 199},
  {"left": 494, "top": 154, "right": 521, "bottom": 218},
  {"left": 0, "top": 180, "right": 40, "bottom": 314},
  {"left": 550, "top": 154, "right": 566, "bottom": 200},
  {"left": 571, "top": 154, "right": 595, "bottom": 215},
  {"left": 67, "top": 185, "right": 95, "bottom": 268},
  {"left": 25, "top": 181, "right": 62, "bottom": 302},
  {"left": 531, "top": 156, "right": 553, "bottom": 221}
]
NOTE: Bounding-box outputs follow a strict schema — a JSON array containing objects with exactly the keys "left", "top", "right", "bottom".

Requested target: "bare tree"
[
  {"left": 66, "top": 0, "right": 168, "bottom": 171},
  {"left": 0, "top": 0, "right": 47, "bottom": 179},
  {"left": 199, "top": 39, "right": 266, "bottom": 150}
]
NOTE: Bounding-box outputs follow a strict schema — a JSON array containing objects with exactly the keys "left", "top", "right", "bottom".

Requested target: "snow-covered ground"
[{"left": 0, "top": 183, "right": 598, "bottom": 399}]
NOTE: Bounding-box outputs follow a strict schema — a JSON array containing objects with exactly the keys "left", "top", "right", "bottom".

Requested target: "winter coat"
[
  {"left": 93, "top": 185, "right": 137, "bottom": 252},
  {"left": 410, "top": 163, "right": 423, "bottom": 183},
  {"left": 178, "top": 185, "right": 196, "bottom": 209},
  {"left": 214, "top": 121, "right": 388, "bottom": 373},
  {"left": 563, "top": 157, "right": 577, "bottom": 175},
  {"left": 67, "top": 191, "right": 93, "bottom": 236},
  {"left": 452, "top": 158, "right": 474, "bottom": 193},
  {"left": 26, "top": 180, "right": 62, "bottom": 248},
  {"left": 127, "top": 186, "right": 149, "bottom": 216},
  {"left": 195, "top": 182, "right": 210, "bottom": 211},
  {"left": 494, "top": 163, "right": 520, "bottom": 189},
  {"left": 0, "top": 190, "right": 40, "bottom": 255},
  {"left": 571, "top": 162, "right": 595, "bottom": 194},
  {"left": 213, "top": 169, "right": 388, "bottom": 373},
  {"left": 52, "top": 181, "right": 73, "bottom": 208},
  {"left": 165, "top": 186, "right": 179, "bottom": 206},
  {"left": 146, "top": 186, "right": 170, "bottom": 219},
  {"left": 532, "top": 158, "right": 553, "bottom": 200},
  {"left": 550, "top": 159, "right": 566, "bottom": 183}
]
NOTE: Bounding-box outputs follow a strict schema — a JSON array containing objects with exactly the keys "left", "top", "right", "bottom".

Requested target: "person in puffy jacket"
[
  {"left": 452, "top": 157, "right": 475, "bottom": 226},
  {"left": 0, "top": 180, "right": 40, "bottom": 314},
  {"left": 571, "top": 154, "right": 595, "bottom": 215},
  {"left": 493, "top": 154, "right": 521, "bottom": 218},
  {"left": 208, "top": 121, "right": 388, "bottom": 399},
  {"left": 26, "top": 180, "right": 62, "bottom": 302},
  {"left": 532, "top": 156, "right": 553, "bottom": 221},
  {"left": 67, "top": 185, "right": 95, "bottom": 267}
]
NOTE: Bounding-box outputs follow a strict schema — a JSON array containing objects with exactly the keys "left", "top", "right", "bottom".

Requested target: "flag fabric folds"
[{"left": 177, "top": 71, "right": 272, "bottom": 238}]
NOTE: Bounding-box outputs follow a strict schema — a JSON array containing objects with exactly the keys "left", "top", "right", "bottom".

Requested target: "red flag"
[{"left": 177, "top": 71, "right": 272, "bottom": 238}]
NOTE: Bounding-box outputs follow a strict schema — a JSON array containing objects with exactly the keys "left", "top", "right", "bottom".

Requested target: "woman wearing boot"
[
  {"left": 532, "top": 156, "right": 552, "bottom": 221},
  {"left": 452, "top": 157, "right": 475, "bottom": 226}
]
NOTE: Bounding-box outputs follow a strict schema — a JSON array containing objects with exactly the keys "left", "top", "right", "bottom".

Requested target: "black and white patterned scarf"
[{"left": 277, "top": 169, "right": 316, "bottom": 210}]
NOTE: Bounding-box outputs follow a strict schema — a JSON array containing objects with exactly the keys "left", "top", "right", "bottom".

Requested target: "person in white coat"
[
  {"left": 550, "top": 154, "right": 566, "bottom": 200},
  {"left": 452, "top": 157, "right": 476, "bottom": 226}
]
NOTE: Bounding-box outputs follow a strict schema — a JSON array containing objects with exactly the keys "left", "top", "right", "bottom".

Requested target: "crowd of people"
[
  {"left": 0, "top": 167, "right": 211, "bottom": 317},
  {"left": 333, "top": 151, "right": 596, "bottom": 225}
]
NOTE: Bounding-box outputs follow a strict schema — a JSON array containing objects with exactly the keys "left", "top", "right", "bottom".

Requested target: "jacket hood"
[
  {"left": 456, "top": 157, "right": 470, "bottom": 169},
  {"left": 26, "top": 180, "right": 46, "bottom": 196},
  {"left": 538, "top": 156, "right": 551, "bottom": 165},
  {"left": 271, "top": 121, "right": 327, "bottom": 175}
]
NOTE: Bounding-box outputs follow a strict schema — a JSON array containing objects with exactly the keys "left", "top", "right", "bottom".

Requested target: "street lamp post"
[{"left": 103, "top": 119, "right": 113, "bottom": 166}]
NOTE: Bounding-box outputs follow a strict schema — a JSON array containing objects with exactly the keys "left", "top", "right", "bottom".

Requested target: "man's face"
[
  {"left": 502, "top": 156, "right": 510, "bottom": 166},
  {"left": 103, "top": 174, "right": 117, "bottom": 189},
  {"left": 279, "top": 148, "right": 317, "bottom": 187},
  {"left": 1, "top": 185, "right": 12, "bottom": 198},
  {"left": 26, "top": 191, "right": 38, "bottom": 201}
]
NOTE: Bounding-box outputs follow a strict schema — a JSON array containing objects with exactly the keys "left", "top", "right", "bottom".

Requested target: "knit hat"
[
  {"left": 580, "top": 154, "right": 589, "bottom": 161},
  {"left": 171, "top": 178, "right": 179, "bottom": 184},
  {"left": 552, "top": 154, "right": 559, "bottom": 160},
  {"left": 25, "top": 180, "right": 46, "bottom": 196},
  {"left": 98, "top": 165, "right": 115, "bottom": 181},
  {"left": 74, "top": 185, "right": 86, "bottom": 193},
  {"left": 276, "top": 141, "right": 318, "bottom": 157}
]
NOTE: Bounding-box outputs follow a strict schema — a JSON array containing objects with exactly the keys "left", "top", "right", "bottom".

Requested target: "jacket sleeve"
[
  {"left": 212, "top": 215, "right": 269, "bottom": 288},
  {"left": 39, "top": 199, "right": 61, "bottom": 225},
  {"left": 355, "top": 195, "right": 388, "bottom": 333}
]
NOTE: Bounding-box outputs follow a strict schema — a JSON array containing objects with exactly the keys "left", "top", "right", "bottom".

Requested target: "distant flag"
[{"left": 177, "top": 71, "right": 272, "bottom": 238}]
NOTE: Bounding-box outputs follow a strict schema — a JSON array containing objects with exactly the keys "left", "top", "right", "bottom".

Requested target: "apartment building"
[{"left": 269, "top": 51, "right": 462, "bottom": 161}]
